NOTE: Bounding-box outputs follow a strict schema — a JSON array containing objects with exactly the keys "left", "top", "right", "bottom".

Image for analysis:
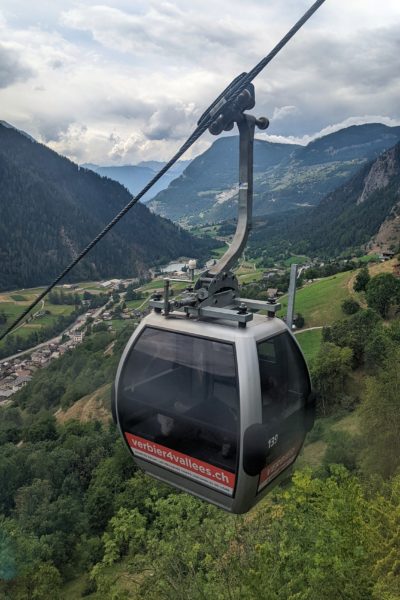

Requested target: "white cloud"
[
  {"left": 272, "top": 106, "right": 299, "bottom": 121},
  {"left": 0, "top": 1, "right": 399, "bottom": 164},
  {"left": 0, "top": 42, "right": 34, "bottom": 88},
  {"left": 61, "top": 3, "right": 251, "bottom": 65},
  {"left": 259, "top": 115, "right": 400, "bottom": 147}
]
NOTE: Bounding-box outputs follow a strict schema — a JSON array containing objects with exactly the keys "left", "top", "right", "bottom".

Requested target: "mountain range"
[
  {"left": 0, "top": 124, "right": 213, "bottom": 291},
  {"left": 83, "top": 160, "right": 190, "bottom": 202},
  {"left": 247, "top": 141, "right": 400, "bottom": 260},
  {"left": 148, "top": 123, "right": 400, "bottom": 226},
  {"left": 2, "top": 119, "right": 400, "bottom": 293}
]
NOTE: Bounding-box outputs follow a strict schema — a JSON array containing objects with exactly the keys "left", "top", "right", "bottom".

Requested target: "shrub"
[
  {"left": 341, "top": 298, "right": 360, "bottom": 315},
  {"left": 323, "top": 430, "right": 361, "bottom": 471},
  {"left": 365, "top": 273, "right": 400, "bottom": 318},
  {"left": 354, "top": 266, "right": 370, "bottom": 292}
]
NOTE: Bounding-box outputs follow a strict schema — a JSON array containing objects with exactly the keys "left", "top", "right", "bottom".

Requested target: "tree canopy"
[{"left": 365, "top": 273, "right": 400, "bottom": 318}]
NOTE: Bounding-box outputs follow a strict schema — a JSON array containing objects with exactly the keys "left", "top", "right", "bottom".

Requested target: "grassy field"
[
  {"left": 10, "top": 294, "right": 27, "bottom": 301},
  {"left": 45, "top": 304, "right": 77, "bottom": 316},
  {"left": 75, "top": 280, "right": 104, "bottom": 290},
  {"left": 331, "top": 411, "right": 361, "bottom": 435},
  {"left": 237, "top": 268, "right": 264, "bottom": 284},
  {"left": 211, "top": 244, "right": 229, "bottom": 259},
  {"left": 138, "top": 279, "right": 165, "bottom": 292},
  {"left": 297, "top": 440, "right": 327, "bottom": 470},
  {"left": 0, "top": 306, "right": 76, "bottom": 349},
  {"left": 358, "top": 253, "right": 380, "bottom": 263},
  {"left": 125, "top": 298, "right": 148, "bottom": 310},
  {"left": 278, "top": 271, "right": 353, "bottom": 328},
  {"left": 283, "top": 255, "right": 310, "bottom": 267},
  {"left": 347, "top": 257, "right": 398, "bottom": 307},
  {"left": 110, "top": 319, "right": 133, "bottom": 332},
  {"left": 369, "top": 257, "right": 397, "bottom": 276},
  {"left": 0, "top": 287, "right": 79, "bottom": 351},
  {"left": 0, "top": 289, "right": 41, "bottom": 304},
  {"left": 0, "top": 301, "right": 25, "bottom": 322},
  {"left": 56, "top": 383, "right": 111, "bottom": 425},
  {"left": 295, "top": 328, "right": 323, "bottom": 364},
  {"left": 138, "top": 278, "right": 190, "bottom": 295},
  {"left": 188, "top": 224, "right": 220, "bottom": 237},
  {"left": 297, "top": 410, "right": 361, "bottom": 470},
  {"left": 237, "top": 260, "right": 257, "bottom": 271},
  {"left": 31, "top": 305, "right": 75, "bottom": 324}
]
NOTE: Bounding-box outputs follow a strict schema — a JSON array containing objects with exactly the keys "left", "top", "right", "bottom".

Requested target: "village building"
[
  {"left": 100, "top": 279, "right": 121, "bottom": 289},
  {"left": 380, "top": 250, "right": 395, "bottom": 261},
  {"left": 12, "top": 375, "right": 32, "bottom": 387},
  {"left": 31, "top": 352, "right": 42, "bottom": 364},
  {"left": 72, "top": 331, "right": 84, "bottom": 344},
  {"left": 262, "top": 269, "right": 285, "bottom": 280},
  {"left": 15, "top": 368, "right": 33, "bottom": 378}
]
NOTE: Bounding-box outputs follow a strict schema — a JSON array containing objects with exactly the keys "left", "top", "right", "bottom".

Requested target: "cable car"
[
  {"left": 112, "top": 90, "right": 315, "bottom": 513},
  {"left": 113, "top": 310, "right": 314, "bottom": 513}
]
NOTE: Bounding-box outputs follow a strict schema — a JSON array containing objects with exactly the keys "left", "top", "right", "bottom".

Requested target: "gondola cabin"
[
  {"left": 113, "top": 89, "right": 315, "bottom": 513},
  {"left": 113, "top": 311, "right": 314, "bottom": 514}
]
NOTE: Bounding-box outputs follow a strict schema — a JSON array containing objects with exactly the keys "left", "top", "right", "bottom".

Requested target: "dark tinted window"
[
  {"left": 119, "top": 327, "right": 239, "bottom": 482},
  {"left": 257, "top": 332, "right": 310, "bottom": 424}
]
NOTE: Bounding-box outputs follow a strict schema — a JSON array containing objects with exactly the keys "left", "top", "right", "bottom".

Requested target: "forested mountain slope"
[
  {"left": 248, "top": 141, "right": 400, "bottom": 260},
  {"left": 149, "top": 123, "right": 400, "bottom": 226},
  {"left": 0, "top": 124, "right": 214, "bottom": 291}
]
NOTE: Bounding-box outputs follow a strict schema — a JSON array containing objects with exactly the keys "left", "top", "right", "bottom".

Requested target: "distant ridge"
[
  {"left": 0, "top": 120, "right": 35, "bottom": 142},
  {"left": 148, "top": 123, "right": 400, "bottom": 226},
  {"left": 83, "top": 159, "right": 190, "bottom": 202}
]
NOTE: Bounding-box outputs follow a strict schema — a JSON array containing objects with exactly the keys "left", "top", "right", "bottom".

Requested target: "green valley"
[{"left": 0, "top": 260, "right": 399, "bottom": 599}]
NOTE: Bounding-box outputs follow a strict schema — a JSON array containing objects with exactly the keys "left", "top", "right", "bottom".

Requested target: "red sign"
[
  {"left": 124, "top": 432, "right": 236, "bottom": 496},
  {"left": 258, "top": 444, "right": 300, "bottom": 492}
]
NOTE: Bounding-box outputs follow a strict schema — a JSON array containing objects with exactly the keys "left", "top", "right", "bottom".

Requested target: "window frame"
[
  {"left": 256, "top": 331, "right": 310, "bottom": 414},
  {"left": 255, "top": 331, "right": 310, "bottom": 494},
  {"left": 118, "top": 325, "right": 241, "bottom": 496}
]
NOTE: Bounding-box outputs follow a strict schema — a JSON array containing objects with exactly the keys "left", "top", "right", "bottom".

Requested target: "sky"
[{"left": 1, "top": 0, "right": 399, "bottom": 165}]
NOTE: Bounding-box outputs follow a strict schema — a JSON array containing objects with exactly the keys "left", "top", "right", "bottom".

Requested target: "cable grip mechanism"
[
  {"left": 150, "top": 85, "right": 279, "bottom": 325},
  {"left": 196, "top": 84, "right": 269, "bottom": 289}
]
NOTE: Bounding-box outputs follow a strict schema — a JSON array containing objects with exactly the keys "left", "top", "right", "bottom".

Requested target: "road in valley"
[{"left": 0, "top": 304, "right": 106, "bottom": 364}]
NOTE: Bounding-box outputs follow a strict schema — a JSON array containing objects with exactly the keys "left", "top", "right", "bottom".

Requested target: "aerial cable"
[{"left": 0, "top": 0, "right": 326, "bottom": 342}]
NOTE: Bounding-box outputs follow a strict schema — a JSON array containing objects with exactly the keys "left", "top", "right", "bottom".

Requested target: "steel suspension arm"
[{"left": 208, "top": 114, "right": 268, "bottom": 277}]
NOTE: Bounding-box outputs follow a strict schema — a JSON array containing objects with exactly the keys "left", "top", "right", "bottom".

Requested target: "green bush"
[
  {"left": 365, "top": 273, "right": 400, "bottom": 318},
  {"left": 341, "top": 298, "right": 360, "bottom": 315},
  {"left": 323, "top": 430, "right": 361, "bottom": 471},
  {"left": 354, "top": 266, "right": 370, "bottom": 292}
]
